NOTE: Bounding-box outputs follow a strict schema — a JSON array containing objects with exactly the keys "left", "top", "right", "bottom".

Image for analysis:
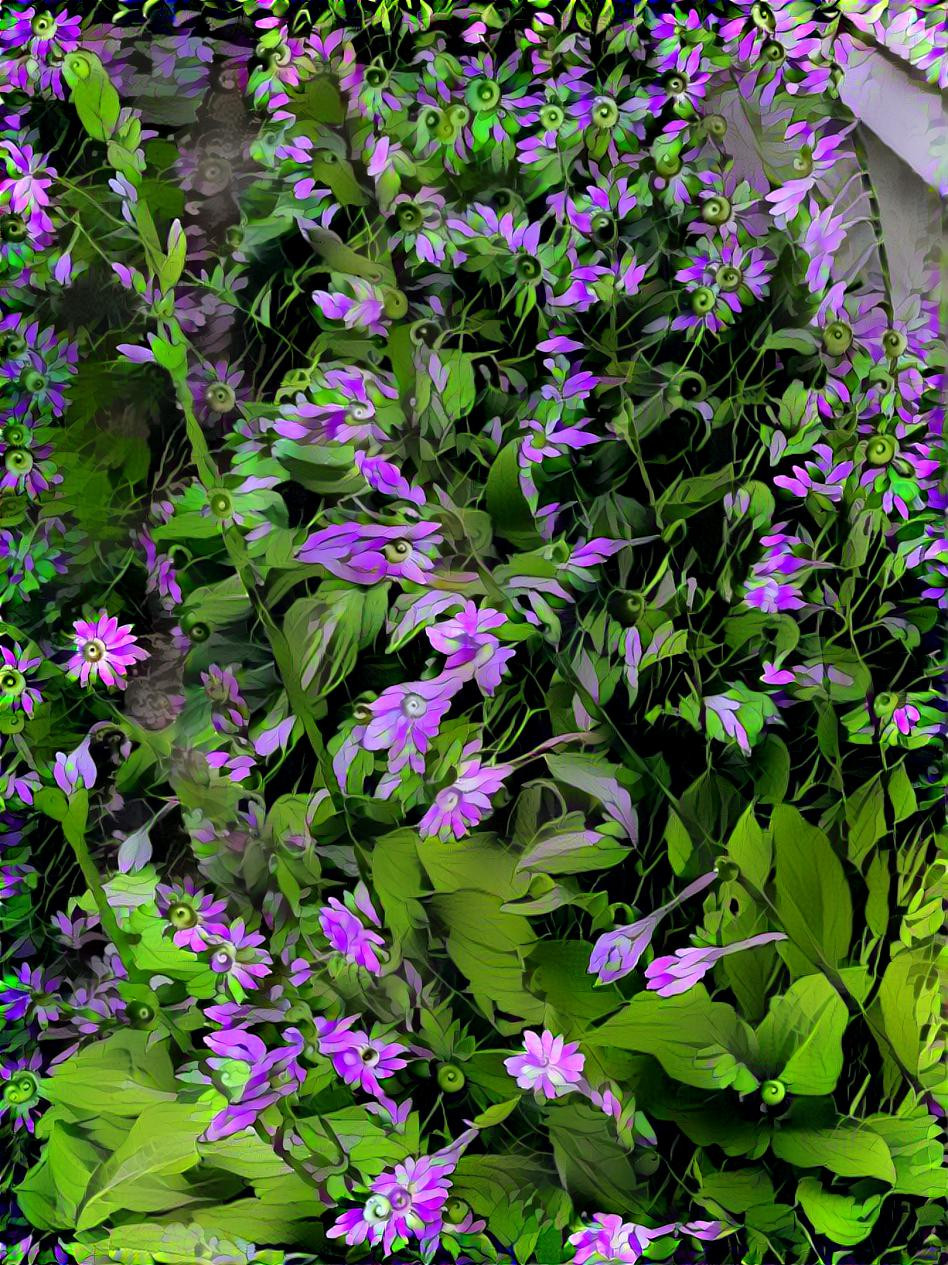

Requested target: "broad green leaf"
[
  {"left": 77, "top": 1100, "right": 212, "bottom": 1229},
  {"left": 69, "top": 56, "right": 121, "bottom": 141},
  {"left": 796, "top": 1178, "right": 883, "bottom": 1246},
  {"left": 886, "top": 763, "right": 917, "bottom": 821},
  {"left": 773, "top": 1121, "right": 895, "bottom": 1182},
  {"left": 726, "top": 804, "right": 771, "bottom": 888},
  {"left": 486, "top": 441, "right": 540, "bottom": 547},
  {"left": 41, "top": 1031, "right": 177, "bottom": 1116},
  {"left": 756, "top": 975, "right": 848, "bottom": 1094},
  {"left": 471, "top": 1098, "right": 521, "bottom": 1129},
  {"left": 845, "top": 776, "right": 886, "bottom": 869},
  {"left": 772, "top": 806, "right": 852, "bottom": 971},
  {"left": 876, "top": 949, "right": 939, "bottom": 1078},
  {"left": 588, "top": 987, "right": 757, "bottom": 1092}
]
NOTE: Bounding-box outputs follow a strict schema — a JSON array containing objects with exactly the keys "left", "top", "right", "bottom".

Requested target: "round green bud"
[
  {"left": 701, "top": 195, "right": 732, "bottom": 226},
  {"left": 633, "top": 1149, "right": 661, "bottom": 1176},
  {"left": 608, "top": 590, "right": 646, "bottom": 625},
  {"left": 364, "top": 63, "right": 389, "bottom": 90},
  {"left": 822, "top": 320, "right": 853, "bottom": 356},
  {"left": 539, "top": 104, "right": 564, "bottom": 131},
  {"left": 397, "top": 201, "right": 424, "bottom": 231},
  {"left": 32, "top": 11, "right": 56, "bottom": 36},
  {"left": 448, "top": 104, "right": 470, "bottom": 127},
  {"left": 3, "top": 1071, "right": 39, "bottom": 1106},
  {"left": 881, "top": 328, "right": 907, "bottom": 359},
  {"left": 206, "top": 382, "right": 237, "bottom": 414},
  {"left": 751, "top": 3, "right": 776, "bottom": 33},
  {"left": 437, "top": 1063, "right": 466, "bottom": 1093},
  {"left": 168, "top": 901, "right": 199, "bottom": 930},
  {"left": 791, "top": 146, "right": 814, "bottom": 177},
  {"left": 64, "top": 52, "right": 92, "bottom": 80},
  {"left": 207, "top": 488, "right": 233, "bottom": 519},
  {"left": 4, "top": 448, "right": 33, "bottom": 476},
  {"left": 865, "top": 433, "right": 897, "bottom": 466},
  {"left": 0, "top": 333, "right": 27, "bottom": 358},
  {"left": 382, "top": 288, "right": 408, "bottom": 319},
  {"left": 716, "top": 264, "right": 743, "bottom": 292},
  {"left": 443, "top": 1197, "right": 471, "bottom": 1224},
  {"left": 127, "top": 1001, "right": 156, "bottom": 1028},
  {"left": 703, "top": 113, "right": 728, "bottom": 140},
  {"left": 19, "top": 369, "right": 47, "bottom": 394},
  {"left": 761, "top": 39, "right": 786, "bottom": 65},
  {"left": 654, "top": 149, "right": 682, "bottom": 178},
  {"left": 590, "top": 211, "right": 617, "bottom": 245},
  {"left": 872, "top": 691, "right": 899, "bottom": 719},
  {"left": 0, "top": 215, "right": 28, "bottom": 243},
  {"left": 0, "top": 667, "right": 26, "bottom": 697},
  {"left": 591, "top": 96, "right": 619, "bottom": 129},
  {"left": 662, "top": 71, "right": 688, "bottom": 97},
  {"left": 2, "top": 423, "right": 29, "bottom": 447},
  {"left": 760, "top": 1079, "right": 786, "bottom": 1106},
  {"left": 516, "top": 255, "right": 543, "bottom": 284},
  {"left": 382, "top": 538, "right": 412, "bottom": 564},
  {"left": 468, "top": 78, "right": 501, "bottom": 112},
  {"left": 409, "top": 319, "right": 440, "bottom": 347},
  {"left": 690, "top": 286, "right": 716, "bottom": 315},
  {"left": 363, "top": 1195, "right": 392, "bottom": 1225}
]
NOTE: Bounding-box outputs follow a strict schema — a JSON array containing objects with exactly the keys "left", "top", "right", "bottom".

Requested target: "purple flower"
[
  {"left": 52, "top": 736, "right": 96, "bottom": 796},
  {"left": 0, "top": 1050, "right": 44, "bottom": 1135},
  {"left": 67, "top": 611, "right": 149, "bottom": 689},
  {"left": 328, "top": 1154, "right": 453, "bottom": 1256},
  {"left": 203, "top": 919, "right": 272, "bottom": 994},
  {"left": 156, "top": 879, "right": 229, "bottom": 952},
  {"left": 569, "top": 1214, "right": 668, "bottom": 1265},
  {"left": 426, "top": 602, "right": 515, "bottom": 695},
  {"left": 505, "top": 1029, "right": 585, "bottom": 1099},
  {"left": 0, "top": 964, "right": 60, "bottom": 1025},
  {"left": 319, "top": 895, "right": 386, "bottom": 974},
  {"left": 297, "top": 521, "right": 443, "bottom": 586},
  {"left": 201, "top": 664, "right": 248, "bottom": 734},
  {"left": 588, "top": 871, "right": 717, "bottom": 983},
  {"left": 354, "top": 451, "right": 425, "bottom": 506},
  {"left": 419, "top": 747, "right": 512, "bottom": 841},
  {"left": 203, "top": 1026, "right": 305, "bottom": 1141},
  {"left": 139, "top": 531, "right": 183, "bottom": 609},
  {"left": 315, "top": 1014, "right": 408, "bottom": 1097},
  {"left": 645, "top": 932, "right": 787, "bottom": 996},
  {"left": 0, "top": 643, "right": 42, "bottom": 716},
  {"left": 363, "top": 674, "right": 463, "bottom": 776}
]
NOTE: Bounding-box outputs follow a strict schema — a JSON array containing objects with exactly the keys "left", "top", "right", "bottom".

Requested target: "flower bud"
[
  {"left": 436, "top": 1063, "right": 466, "bottom": 1093},
  {"left": 760, "top": 1079, "right": 786, "bottom": 1106}
]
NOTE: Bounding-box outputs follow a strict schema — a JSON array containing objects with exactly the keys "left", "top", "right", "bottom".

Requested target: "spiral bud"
[{"left": 437, "top": 1063, "right": 466, "bottom": 1093}]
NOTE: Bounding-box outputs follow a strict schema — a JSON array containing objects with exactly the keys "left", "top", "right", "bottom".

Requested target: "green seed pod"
[
  {"left": 872, "top": 691, "right": 899, "bottom": 719},
  {"left": 761, "top": 39, "right": 786, "bottom": 64},
  {"left": 716, "top": 264, "right": 743, "bottom": 292},
  {"left": 31, "top": 11, "right": 56, "bottom": 36},
  {"left": 2, "top": 422, "right": 29, "bottom": 447},
  {"left": 0, "top": 667, "right": 26, "bottom": 698},
  {"left": 127, "top": 1001, "right": 157, "bottom": 1028},
  {"left": 662, "top": 71, "right": 688, "bottom": 97},
  {"left": 437, "top": 1063, "right": 466, "bottom": 1093},
  {"left": 467, "top": 78, "right": 501, "bottom": 112},
  {"left": 382, "top": 538, "right": 412, "bottom": 563},
  {"left": 654, "top": 149, "right": 682, "bottom": 178},
  {"left": 703, "top": 113, "right": 728, "bottom": 140},
  {"left": 397, "top": 201, "right": 424, "bottom": 231},
  {"left": 364, "top": 63, "right": 389, "bottom": 90},
  {"left": 205, "top": 382, "right": 236, "bottom": 414},
  {"left": 168, "top": 902, "right": 199, "bottom": 930},
  {"left": 0, "top": 333, "right": 28, "bottom": 358},
  {"left": 539, "top": 104, "right": 564, "bottom": 131},
  {"left": 0, "top": 215, "right": 28, "bottom": 243},
  {"left": 3, "top": 1071, "right": 39, "bottom": 1106},
  {"left": 382, "top": 288, "right": 409, "bottom": 319},
  {"left": 591, "top": 96, "right": 619, "bottom": 129},
  {"left": 19, "top": 369, "right": 47, "bottom": 394},
  {"left": 751, "top": 3, "right": 776, "bottom": 33}
]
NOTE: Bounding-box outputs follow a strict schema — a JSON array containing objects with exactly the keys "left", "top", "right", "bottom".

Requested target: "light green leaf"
[
  {"left": 773, "top": 1122, "right": 895, "bottom": 1182},
  {"left": 772, "top": 805, "right": 852, "bottom": 971},
  {"left": 845, "top": 776, "right": 886, "bottom": 869},
  {"left": 471, "top": 1098, "right": 521, "bottom": 1129},
  {"left": 726, "top": 804, "right": 771, "bottom": 888},
  {"left": 796, "top": 1178, "right": 883, "bottom": 1246},
  {"left": 886, "top": 763, "right": 917, "bottom": 821},
  {"left": 756, "top": 975, "right": 848, "bottom": 1094}
]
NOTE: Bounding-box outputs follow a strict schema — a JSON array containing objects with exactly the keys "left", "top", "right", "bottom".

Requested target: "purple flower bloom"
[
  {"left": 569, "top": 1214, "right": 668, "bottom": 1265},
  {"left": 156, "top": 879, "right": 229, "bottom": 952},
  {"left": 297, "top": 521, "right": 443, "bottom": 586},
  {"left": 203, "top": 1026, "right": 305, "bottom": 1141},
  {"left": 0, "top": 643, "right": 42, "bottom": 717},
  {"left": 0, "top": 964, "right": 60, "bottom": 1025},
  {"left": 355, "top": 451, "right": 426, "bottom": 506},
  {"left": 363, "top": 674, "right": 463, "bottom": 776},
  {"left": 0, "top": 1050, "right": 44, "bottom": 1135},
  {"left": 203, "top": 919, "right": 272, "bottom": 993},
  {"left": 52, "top": 736, "right": 96, "bottom": 796},
  {"left": 505, "top": 1029, "right": 585, "bottom": 1099},
  {"left": 319, "top": 894, "right": 386, "bottom": 974},
  {"left": 67, "top": 611, "right": 149, "bottom": 689},
  {"left": 201, "top": 664, "right": 248, "bottom": 734},
  {"left": 426, "top": 602, "right": 515, "bottom": 695},
  {"left": 419, "top": 747, "right": 512, "bottom": 841},
  {"left": 315, "top": 1014, "right": 408, "bottom": 1097},
  {"left": 329, "top": 1153, "right": 454, "bottom": 1256},
  {"left": 645, "top": 932, "right": 787, "bottom": 996}
]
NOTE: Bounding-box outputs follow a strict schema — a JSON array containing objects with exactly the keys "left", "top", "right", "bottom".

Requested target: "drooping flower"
[
  {"left": 67, "top": 611, "right": 149, "bottom": 689},
  {"left": 645, "top": 931, "right": 787, "bottom": 996},
  {"left": 297, "top": 521, "right": 443, "bottom": 586},
  {"left": 505, "top": 1029, "right": 585, "bottom": 1099},
  {"left": 588, "top": 871, "right": 717, "bottom": 984},
  {"left": 318, "top": 894, "right": 386, "bottom": 975}
]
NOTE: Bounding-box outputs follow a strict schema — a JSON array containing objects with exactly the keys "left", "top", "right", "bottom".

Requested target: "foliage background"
[{"left": 0, "top": 2, "right": 944, "bottom": 1264}]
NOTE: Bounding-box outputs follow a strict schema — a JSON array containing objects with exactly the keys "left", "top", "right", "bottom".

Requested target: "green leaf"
[
  {"left": 547, "top": 1099, "right": 644, "bottom": 1211},
  {"left": 158, "top": 220, "right": 187, "bottom": 292},
  {"left": 876, "top": 949, "right": 939, "bottom": 1079},
  {"left": 845, "top": 776, "right": 886, "bottom": 869},
  {"left": 756, "top": 975, "right": 848, "bottom": 1094},
  {"left": 763, "top": 328, "right": 819, "bottom": 354},
  {"left": 486, "top": 441, "right": 540, "bottom": 548},
  {"left": 70, "top": 57, "right": 121, "bottom": 141},
  {"left": 864, "top": 851, "right": 891, "bottom": 939},
  {"left": 886, "top": 763, "right": 917, "bottom": 821},
  {"left": 588, "top": 987, "right": 757, "bottom": 1092},
  {"left": 726, "top": 804, "right": 771, "bottom": 889},
  {"left": 796, "top": 1178, "right": 883, "bottom": 1246},
  {"left": 77, "top": 1101, "right": 211, "bottom": 1229},
  {"left": 41, "top": 1031, "right": 177, "bottom": 1117},
  {"left": 773, "top": 1120, "right": 895, "bottom": 1182},
  {"left": 471, "top": 1098, "right": 521, "bottom": 1129},
  {"left": 370, "top": 828, "right": 429, "bottom": 946},
  {"left": 772, "top": 805, "right": 852, "bottom": 972}
]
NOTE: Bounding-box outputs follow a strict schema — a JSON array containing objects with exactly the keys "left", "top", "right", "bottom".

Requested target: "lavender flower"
[
  {"left": 362, "top": 674, "right": 463, "bottom": 776},
  {"left": 426, "top": 601, "right": 515, "bottom": 694},
  {"left": 315, "top": 1014, "right": 408, "bottom": 1097},
  {"left": 297, "top": 521, "right": 443, "bottom": 586},
  {"left": 0, "top": 643, "right": 42, "bottom": 717},
  {"left": 645, "top": 932, "right": 787, "bottom": 996},
  {"left": 419, "top": 747, "right": 512, "bottom": 841},
  {"left": 328, "top": 1153, "right": 454, "bottom": 1257},
  {"left": 588, "top": 872, "right": 717, "bottom": 983},
  {"left": 505, "top": 1029, "right": 585, "bottom": 1099},
  {"left": 319, "top": 894, "right": 386, "bottom": 974}
]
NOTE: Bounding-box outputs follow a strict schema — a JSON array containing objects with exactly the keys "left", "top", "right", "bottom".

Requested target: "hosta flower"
[
  {"left": 0, "top": 643, "right": 42, "bottom": 717},
  {"left": 67, "top": 611, "right": 149, "bottom": 688},
  {"left": 645, "top": 931, "right": 786, "bottom": 996},
  {"left": 297, "top": 521, "right": 443, "bottom": 586},
  {"left": 505, "top": 1029, "right": 585, "bottom": 1098}
]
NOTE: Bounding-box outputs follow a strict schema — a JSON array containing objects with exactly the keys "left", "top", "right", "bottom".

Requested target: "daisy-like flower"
[
  {"left": 0, "top": 141, "right": 57, "bottom": 237},
  {"left": 329, "top": 1154, "right": 454, "bottom": 1257},
  {"left": 363, "top": 674, "right": 464, "bottom": 777},
  {"left": 426, "top": 602, "right": 515, "bottom": 695},
  {"left": 0, "top": 964, "right": 60, "bottom": 1025},
  {"left": 156, "top": 878, "right": 230, "bottom": 953},
  {"left": 315, "top": 1014, "right": 408, "bottom": 1097},
  {"left": 505, "top": 1029, "right": 585, "bottom": 1099},
  {"left": 0, "top": 643, "right": 42, "bottom": 717},
  {"left": 0, "top": 1050, "right": 44, "bottom": 1135},
  {"left": 419, "top": 746, "right": 513, "bottom": 841},
  {"left": 643, "top": 44, "right": 710, "bottom": 117},
  {"left": 67, "top": 611, "right": 149, "bottom": 689},
  {"left": 203, "top": 919, "right": 272, "bottom": 994}
]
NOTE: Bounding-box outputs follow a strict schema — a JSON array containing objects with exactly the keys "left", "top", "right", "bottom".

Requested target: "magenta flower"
[
  {"left": 319, "top": 895, "right": 386, "bottom": 974},
  {"left": 419, "top": 747, "right": 512, "bottom": 841},
  {"left": 67, "top": 611, "right": 149, "bottom": 689},
  {"left": 156, "top": 879, "right": 229, "bottom": 953},
  {"left": 297, "top": 521, "right": 443, "bottom": 586},
  {"left": 52, "top": 736, "right": 96, "bottom": 796},
  {"left": 645, "top": 931, "right": 787, "bottom": 996},
  {"left": 363, "top": 674, "right": 463, "bottom": 776},
  {"left": 426, "top": 602, "right": 515, "bottom": 695},
  {"left": 329, "top": 1154, "right": 454, "bottom": 1257},
  {"left": 0, "top": 643, "right": 42, "bottom": 716},
  {"left": 505, "top": 1029, "right": 585, "bottom": 1099},
  {"left": 315, "top": 1014, "right": 408, "bottom": 1097},
  {"left": 569, "top": 1214, "right": 667, "bottom": 1265},
  {"left": 203, "top": 1027, "right": 305, "bottom": 1141},
  {"left": 204, "top": 919, "right": 272, "bottom": 993}
]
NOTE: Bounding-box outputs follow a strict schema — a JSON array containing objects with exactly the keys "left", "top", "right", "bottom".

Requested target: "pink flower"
[
  {"left": 504, "top": 1029, "right": 585, "bottom": 1099},
  {"left": 67, "top": 611, "right": 149, "bottom": 689},
  {"left": 319, "top": 895, "right": 386, "bottom": 974},
  {"left": 645, "top": 932, "right": 787, "bottom": 996},
  {"left": 363, "top": 674, "right": 463, "bottom": 776},
  {"left": 418, "top": 747, "right": 512, "bottom": 841}
]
